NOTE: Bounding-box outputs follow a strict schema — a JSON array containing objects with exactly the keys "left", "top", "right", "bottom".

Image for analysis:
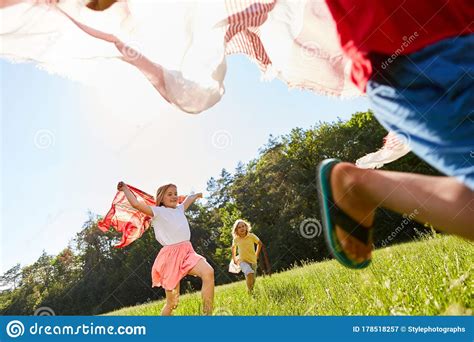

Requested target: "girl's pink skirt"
[{"left": 151, "top": 240, "right": 204, "bottom": 291}]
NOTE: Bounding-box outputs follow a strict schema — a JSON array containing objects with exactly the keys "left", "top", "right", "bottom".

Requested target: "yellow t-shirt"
[{"left": 232, "top": 233, "right": 260, "bottom": 264}]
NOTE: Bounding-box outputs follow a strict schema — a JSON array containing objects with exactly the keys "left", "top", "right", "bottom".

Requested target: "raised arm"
[
  {"left": 117, "top": 182, "right": 154, "bottom": 217},
  {"left": 182, "top": 192, "right": 203, "bottom": 211}
]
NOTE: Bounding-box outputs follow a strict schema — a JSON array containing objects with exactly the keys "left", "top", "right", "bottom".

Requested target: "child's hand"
[
  {"left": 195, "top": 192, "right": 203, "bottom": 199},
  {"left": 233, "top": 258, "right": 240, "bottom": 265},
  {"left": 117, "top": 181, "right": 128, "bottom": 192}
]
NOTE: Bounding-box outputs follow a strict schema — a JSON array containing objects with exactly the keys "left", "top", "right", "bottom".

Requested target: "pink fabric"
[
  {"left": 151, "top": 241, "right": 204, "bottom": 291},
  {"left": 99, "top": 185, "right": 187, "bottom": 248},
  {"left": 98, "top": 184, "right": 155, "bottom": 248}
]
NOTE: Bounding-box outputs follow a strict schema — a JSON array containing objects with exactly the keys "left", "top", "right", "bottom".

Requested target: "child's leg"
[
  {"left": 333, "top": 34, "right": 474, "bottom": 264},
  {"left": 188, "top": 259, "right": 214, "bottom": 315},
  {"left": 330, "top": 162, "right": 474, "bottom": 262},
  {"left": 246, "top": 273, "right": 255, "bottom": 292},
  {"left": 161, "top": 284, "right": 180, "bottom": 316}
]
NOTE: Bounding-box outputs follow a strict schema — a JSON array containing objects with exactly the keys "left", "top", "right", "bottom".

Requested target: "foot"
[{"left": 330, "top": 163, "right": 376, "bottom": 263}]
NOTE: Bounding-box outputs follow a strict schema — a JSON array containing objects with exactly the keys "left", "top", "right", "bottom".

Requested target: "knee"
[
  {"left": 202, "top": 267, "right": 214, "bottom": 281},
  {"left": 332, "top": 162, "right": 365, "bottom": 193},
  {"left": 449, "top": 181, "right": 474, "bottom": 202}
]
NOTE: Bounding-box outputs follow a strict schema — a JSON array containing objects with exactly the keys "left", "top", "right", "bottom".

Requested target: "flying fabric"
[
  {"left": 98, "top": 184, "right": 155, "bottom": 248},
  {"left": 1, "top": 0, "right": 360, "bottom": 114},
  {"left": 1, "top": 0, "right": 408, "bottom": 166}
]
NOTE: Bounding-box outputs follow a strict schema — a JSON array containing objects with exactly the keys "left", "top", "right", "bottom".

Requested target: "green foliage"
[{"left": 0, "top": 111, "right": 449, "bottom": 315}]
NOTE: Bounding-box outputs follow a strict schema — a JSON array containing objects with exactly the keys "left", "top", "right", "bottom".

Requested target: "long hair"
[
  {"left": 155, "top": 183, "right": 177, "bottom": 206},
  {"left": 231, "top": 219, "right": 252, "bottom": 238}
]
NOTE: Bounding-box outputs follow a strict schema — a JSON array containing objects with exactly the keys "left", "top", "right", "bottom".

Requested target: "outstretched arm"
[
  {"left": 182, "top": 193, "right": 203, "bottom": 211},
  {"left": 117, "top": 181, "right": 154, "bottom": 217}
]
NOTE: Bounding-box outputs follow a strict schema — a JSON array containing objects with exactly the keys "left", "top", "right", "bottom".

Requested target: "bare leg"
[
  {"left": 188, "top": 259, "right": 214, "bottom": 315},
  {"left": 331, "top": 162, "right": 474, "bottom": 262},
  {"left": 246, "top": 273, "right": 255, "bottom": 293},
  {"left": 161, "top": 283, "right": 180, "bottom": 316}
]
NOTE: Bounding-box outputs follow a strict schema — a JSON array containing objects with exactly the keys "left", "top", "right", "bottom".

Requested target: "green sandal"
[{"left": 317, "top": 159, "right": 373, "bottom": 269}]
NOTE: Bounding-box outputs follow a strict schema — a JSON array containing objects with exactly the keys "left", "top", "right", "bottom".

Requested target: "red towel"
[{"left": 98, "top": 185, "right": 156, "bottom": 248}]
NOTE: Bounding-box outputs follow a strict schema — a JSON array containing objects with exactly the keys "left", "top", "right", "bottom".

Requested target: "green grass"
[{"left": 105, "top": 235, "right": 473, "bottom": 316}]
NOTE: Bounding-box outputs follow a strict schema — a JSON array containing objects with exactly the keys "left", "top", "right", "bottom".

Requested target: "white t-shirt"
[{"left": 151, "top": 204, "right": 191, "bottom": 246}]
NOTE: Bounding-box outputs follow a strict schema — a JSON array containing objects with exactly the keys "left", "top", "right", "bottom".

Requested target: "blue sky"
[{"left": 1, "top": 55, "right": 371, "bottom": 274}]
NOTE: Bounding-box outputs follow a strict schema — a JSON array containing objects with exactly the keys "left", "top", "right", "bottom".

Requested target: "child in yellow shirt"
[{"left": 231, "top": 219, "right": 263, "bottom": 293}]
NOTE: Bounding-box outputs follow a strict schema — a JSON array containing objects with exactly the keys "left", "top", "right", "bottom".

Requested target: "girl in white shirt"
[{"left": 117, "top": 182, "right": 214, "bottom": 316}]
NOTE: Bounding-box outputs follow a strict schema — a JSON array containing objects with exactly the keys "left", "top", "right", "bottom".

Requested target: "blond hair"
[
  {"left": 155, "top": 183, "right": 177, "bottom": 207},
  {"left": 232, "top": 219, "right": 252, "bottom": 238}
]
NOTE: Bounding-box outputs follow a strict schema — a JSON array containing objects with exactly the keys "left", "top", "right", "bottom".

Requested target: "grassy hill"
[{"left": 105, "top": 235, "right": 473, "bottom": 316}]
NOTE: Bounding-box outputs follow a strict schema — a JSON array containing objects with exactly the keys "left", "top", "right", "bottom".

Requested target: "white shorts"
[{"left": 240, "top": 261, "right": 257, "bottom": 276}]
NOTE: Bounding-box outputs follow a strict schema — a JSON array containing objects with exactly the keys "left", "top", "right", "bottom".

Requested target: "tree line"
[{"left": 0, "top": 111, "right": 439, "bottom": 315}]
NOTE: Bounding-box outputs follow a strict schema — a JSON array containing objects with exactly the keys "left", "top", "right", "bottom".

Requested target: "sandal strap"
[{"left": 329, "top": 202, "right": 372, "bottom": 245}]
